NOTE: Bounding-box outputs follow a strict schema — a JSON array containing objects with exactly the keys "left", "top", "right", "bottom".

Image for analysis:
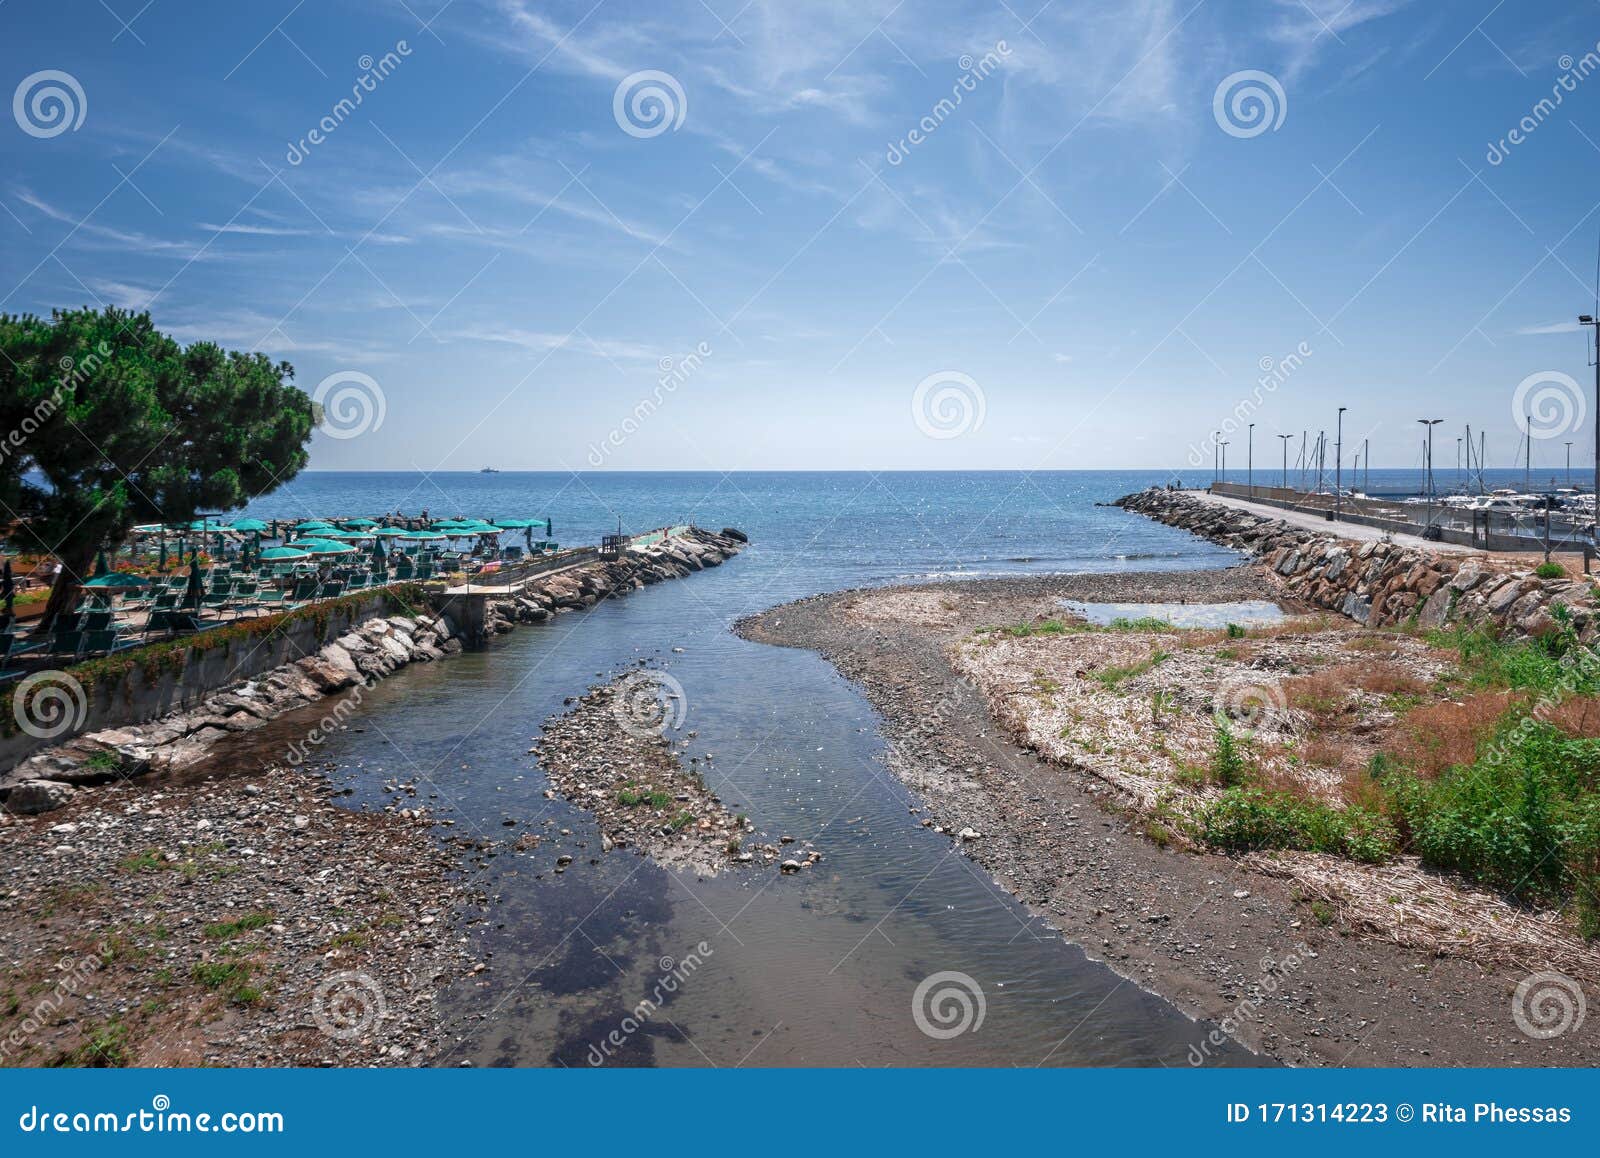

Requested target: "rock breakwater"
[{"left": 1117, "top": 488, "right": 1599, "bottom": 641}]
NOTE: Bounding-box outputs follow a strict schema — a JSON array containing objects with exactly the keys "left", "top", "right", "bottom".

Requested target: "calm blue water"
[
  {"left": 224, "top": 472, "right": 1267, "bottom": 1067},
  {"left": 238, "top": 470, "right": 1237, "bottom": 597}
]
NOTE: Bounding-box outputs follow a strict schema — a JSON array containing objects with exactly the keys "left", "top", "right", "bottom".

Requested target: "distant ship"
[{"left": 479, "top": 467, "right": 501, "bottom": 474}]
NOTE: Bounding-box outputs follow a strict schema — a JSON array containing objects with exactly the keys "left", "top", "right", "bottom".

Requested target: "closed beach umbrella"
[
  {"left": 2, "top": 559, "right": 14, "bottom": 621},
  {"left": 92, "top": 548, "right": 110, "bottom": 578},
  {"left": 157, "top": 537, "right": 167, "bottom": 570},
  {"left": 181, "top": 562, "right": 205, "bottom": 610},
  {"left": 369, "top": 537, "right": 387, "bottom": 573}
]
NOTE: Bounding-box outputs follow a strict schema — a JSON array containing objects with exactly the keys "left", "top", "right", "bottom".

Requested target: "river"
[{"left": 221, "top": 470, "right": 1265, "bottom": 1065}]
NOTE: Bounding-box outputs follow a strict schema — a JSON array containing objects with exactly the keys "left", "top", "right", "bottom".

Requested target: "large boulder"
[{"left": 5, "top": 779, "right": 76, "bottom": 814}]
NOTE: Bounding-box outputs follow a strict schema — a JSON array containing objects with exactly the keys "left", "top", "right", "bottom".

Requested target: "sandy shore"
[{"left": 738, "top": 567, "right": 1600, "bottom": 1067}]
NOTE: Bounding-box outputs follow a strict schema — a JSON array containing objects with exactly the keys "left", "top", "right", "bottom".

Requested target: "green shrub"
[
  {"left": 1535, "top": 561, "right": 1565, "bottom": 579},
  {"left": 1391, "top": 719, "right": 1600, "bottom": 908},
  {"left": 1210, "top": 722, "right": 1247, "bottom": 787},
  {"left": 1197, "top": 787, "right": 1398, "bottom": 864}
]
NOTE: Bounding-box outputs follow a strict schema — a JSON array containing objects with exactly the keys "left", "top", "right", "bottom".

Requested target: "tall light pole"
[
  {"left": 1247, "top": 423, "right": 1255, "bottom": 498},
  {"left": 1568, "top": 441, "right": 1574, "bottom": 488},
  {"left": 1419, "top": 418, "right": 1443, "bottom": 536},
  {"left": 1220, "top": 440, "right": 1229, "bottom": 483},
  {"left": 1456, "top": 437, "right": 1463, "bottom": 491},
  {"left": 1213, "top": 430, "right": 1222, "bottom": 486},
  {"left": 1335, "top": 407, "right": 1346, "bottom": 521},
  {"left": 1363, "top": 437, "right": 1369, "bottom": 495},
  {"left": 1587, "top": 315, "right": 1600, "bottom": 529},
  {"left": 1277, "top": 433, "right": 1292, "bottom": 489}
]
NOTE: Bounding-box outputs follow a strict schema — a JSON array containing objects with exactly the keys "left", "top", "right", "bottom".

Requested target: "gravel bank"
[
  {"left": 0, "top": 764, "right": 478, "bottom": 1067},
  {"left": 534, "top": 670, "right": 823, "bottom": 878},
  {"left": 738, "top": 567, "right": 1600, "bottom": 1067}
]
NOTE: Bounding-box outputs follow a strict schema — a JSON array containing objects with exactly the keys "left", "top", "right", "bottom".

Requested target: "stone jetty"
[
  {"left": 1117, "top": 488, "right": 1599, "bottom": 641},
  {"left": 1, "top": 527, "right": 747, "bottom": 814}
]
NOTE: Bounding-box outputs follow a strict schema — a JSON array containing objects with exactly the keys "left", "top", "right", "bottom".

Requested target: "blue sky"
[{"left": 2, "top": 0, "right": 1599, "bottom": 474}]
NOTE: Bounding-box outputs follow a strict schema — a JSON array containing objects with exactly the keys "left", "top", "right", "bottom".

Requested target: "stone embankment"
[
  {"left": 1116, "top": 489, "right": 1598, "bottom": 641},
  {"left": 1, "top": 528, "right": 746, "bottom": 815},
  {"left": 473, "top": 527, "right": 746, "bottom": 635}
]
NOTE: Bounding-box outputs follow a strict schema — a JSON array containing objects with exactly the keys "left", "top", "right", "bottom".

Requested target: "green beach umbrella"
[
  {"left": 341, "top": 518, "right": 378, "bottom": 528},
  {"left": 399, "top": 530, "right": 447, "bottom": 541},
  {"left": 291, "top": 538, "right": 358, "bottom": 555},
  {"left": 490, "top": 518, "right": 539, "bottom": 529},
  {"left": 260, "top": 545, "right": 311, "bottom": 561},
  {"left": 85, "top": 571, "right": 147, "bottom": 586},
  {"left": 372, "top": 526, "right": 411, "bottom": 537},
  {"left": 294, "top": 520, "right": 335, "bottom": 533},
  {"left": 230, "top": 518, "right": 270, "bottom": 533}
]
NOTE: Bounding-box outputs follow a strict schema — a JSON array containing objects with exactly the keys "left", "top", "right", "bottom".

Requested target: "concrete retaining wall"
[{"left": 0, "top": 593, "right": 404, "bottom": 775}]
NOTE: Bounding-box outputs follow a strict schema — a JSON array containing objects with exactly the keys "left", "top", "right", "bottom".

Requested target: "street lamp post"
[
  {"left": 1418, "top": 418, "right": 1443, "bottom": 537},
  {"left": 1567, "top": 441, "right": 1574, "bottom": 488},
  {"left": 1335, "top": 407, "right": 1346, "bottom": 521},
  {"left": 1277, "top": 433, "right": 1292, "bottom": 489},
  {"left": 1220, "top": 440, "right": 1229, "bottom": 484},
  {"left": 1213, "top": 431, "right": 1222, "bottom": 487},
  {"left": 1247, "top": 423, "right": 1255, "bottom": 498}
]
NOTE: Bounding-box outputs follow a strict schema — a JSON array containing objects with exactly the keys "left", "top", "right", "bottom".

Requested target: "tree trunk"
[{"left": 36, "top": 542, "right": 95, "bottom": 635}]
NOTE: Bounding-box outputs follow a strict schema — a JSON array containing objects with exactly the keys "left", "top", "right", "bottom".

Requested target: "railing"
[{"left": 1208, "top": 482, "right": 1593, "bottom": 556}]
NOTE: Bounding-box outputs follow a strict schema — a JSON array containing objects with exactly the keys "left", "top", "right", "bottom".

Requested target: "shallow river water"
[{"left": 220, "top": 471, "right": 1266, "bottom": 1066}]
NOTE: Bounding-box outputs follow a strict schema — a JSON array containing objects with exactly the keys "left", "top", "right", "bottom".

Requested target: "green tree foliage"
[{"left": 0, "top": 307, "right": 315, "bottom": 625}]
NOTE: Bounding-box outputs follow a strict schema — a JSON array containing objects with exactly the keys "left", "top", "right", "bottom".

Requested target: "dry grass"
[
  {"left": 1544, "top": 695, "right": 1600, "bottom": 740},
  {"left": 1390, "top": 692, "right": 1517, "bottom": 778}
]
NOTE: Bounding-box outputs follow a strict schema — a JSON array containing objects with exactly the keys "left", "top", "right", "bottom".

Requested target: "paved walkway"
[{"left": 1185, "top": 490, "right": 1485, "bottom": 555}]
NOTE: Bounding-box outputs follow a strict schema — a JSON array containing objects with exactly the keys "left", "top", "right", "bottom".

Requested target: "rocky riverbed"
[
  {"left": 738, "top": 568, "right": 1600, "bottom": 1067},
  {"left": 533, "top": 670, "right": 822, "bottom": 878},
  {"left": 0, "top": 763, "right": 478, "bottom": 1067}
]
